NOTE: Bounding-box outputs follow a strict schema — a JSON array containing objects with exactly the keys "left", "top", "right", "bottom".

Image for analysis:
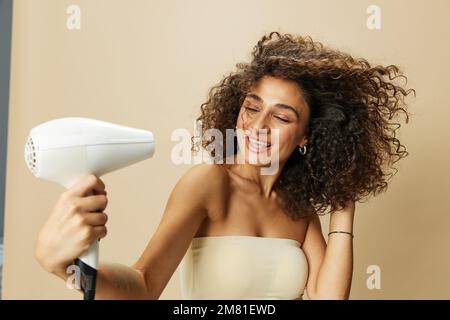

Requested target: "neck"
[{"left": 231, "top": 152, "right": 285, "bottom": 198}]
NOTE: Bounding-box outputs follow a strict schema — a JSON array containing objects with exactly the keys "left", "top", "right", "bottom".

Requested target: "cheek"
[
  {"left": 276, "top": 128, "right": 299, "bottom": 149},
  {"left": 236, "top": 113, "right": 243, "bottom": 129},
  {"left": 236, "top": 108, "right": 246, "bottom": 129}
]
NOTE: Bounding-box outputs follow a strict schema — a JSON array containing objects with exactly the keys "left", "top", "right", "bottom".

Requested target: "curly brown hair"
[{"left": 192, "top": 31, "right": 415, "bottom": 219}]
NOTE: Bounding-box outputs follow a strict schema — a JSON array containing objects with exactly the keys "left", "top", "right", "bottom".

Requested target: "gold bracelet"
[{"left": 328, "top": 231, "right": 354, "bottom": 238}]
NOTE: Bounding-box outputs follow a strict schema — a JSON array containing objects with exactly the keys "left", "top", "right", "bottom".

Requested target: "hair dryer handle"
[
  {"left": 75, "top": 242, "right": 98, "bottom": 300},
  {"left": 79, "top": 240, "right": 99, "bottom": 269}
]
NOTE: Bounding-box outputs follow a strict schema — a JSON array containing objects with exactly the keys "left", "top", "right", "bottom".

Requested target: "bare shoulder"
[
  {"left": 132, "top": 164, "right": 229, "bottom": 297},
  {"left": 175, "top": 163, "right": 229, "bottom": 211},
  {"left": 179, "top": 163, "right": 229, "bottom": 191},
  {"left": 182, "top": 163, "right": 228, "bottom": 184}
]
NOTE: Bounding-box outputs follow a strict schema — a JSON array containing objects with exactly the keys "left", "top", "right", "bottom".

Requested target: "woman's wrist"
[{"left": 329, "top": 201, "right": 355, "bottom": 233}]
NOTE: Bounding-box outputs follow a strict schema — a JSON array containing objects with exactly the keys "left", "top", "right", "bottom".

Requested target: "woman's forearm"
[
  {"left": 314, "top": 203, "right": 355, "bottom": 299},
  {"left": 94, "top": 262, "right": 152, "bottom": 299},
  {"left": 54, "top": 262, "right": 152, "bottom": 299}
]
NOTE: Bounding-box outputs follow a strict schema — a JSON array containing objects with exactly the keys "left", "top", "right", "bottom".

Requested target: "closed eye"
[
  {"left": 275, "top": 116, "right": 290, "bottom": 123},
  {"left": 245, "top": 106, "right": 259, "bottom": 113}
]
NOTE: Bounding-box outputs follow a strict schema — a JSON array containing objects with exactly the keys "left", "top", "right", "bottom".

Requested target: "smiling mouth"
[{"left": 246, "top": 136, "right": 271, "bottom": 154}]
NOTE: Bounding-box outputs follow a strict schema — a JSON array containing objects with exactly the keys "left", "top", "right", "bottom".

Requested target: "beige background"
[{"left": 3, "top": 0, "right": 450, "bottom": 299}]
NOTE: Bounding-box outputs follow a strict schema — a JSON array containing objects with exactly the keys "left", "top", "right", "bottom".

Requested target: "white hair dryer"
[{"left": 24, "top": 117, "right": 155, "bottom": 300}]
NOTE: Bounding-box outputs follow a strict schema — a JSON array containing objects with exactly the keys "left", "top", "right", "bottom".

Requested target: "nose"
[{"left": 247, "top": 111, "right": 270, "bottom": 138}]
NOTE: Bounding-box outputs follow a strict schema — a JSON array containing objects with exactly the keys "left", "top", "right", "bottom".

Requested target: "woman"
[{"left": 34, "top": 32, "right": 413, "bottom": 300}]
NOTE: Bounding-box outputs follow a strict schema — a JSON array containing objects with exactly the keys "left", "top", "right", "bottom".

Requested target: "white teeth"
[{"left": 248, "top": 137, "right": 270, "bottom": 147}]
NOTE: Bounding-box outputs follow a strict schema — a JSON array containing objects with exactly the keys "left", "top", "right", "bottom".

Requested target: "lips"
[{"left": 246, "top": 136, "right": 271, "bottom": 154}]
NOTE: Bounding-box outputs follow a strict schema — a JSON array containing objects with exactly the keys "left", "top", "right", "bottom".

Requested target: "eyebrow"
[{"left": 245, "top": 93, "right": 300, "bottom": 119}]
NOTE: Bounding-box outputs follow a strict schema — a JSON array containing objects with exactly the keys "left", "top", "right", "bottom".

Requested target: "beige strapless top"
[{"left": 179, "top": 235, "right": 309, "bottom": 300}]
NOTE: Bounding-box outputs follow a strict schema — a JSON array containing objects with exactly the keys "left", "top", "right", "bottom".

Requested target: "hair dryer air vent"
[{"left": 25, "top": 135, "right": 38, "bottom": 175}]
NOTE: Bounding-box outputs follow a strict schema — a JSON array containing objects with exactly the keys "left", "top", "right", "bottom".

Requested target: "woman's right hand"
[{"left": 34, "top": 174, "right": 109, "bottom": 279}]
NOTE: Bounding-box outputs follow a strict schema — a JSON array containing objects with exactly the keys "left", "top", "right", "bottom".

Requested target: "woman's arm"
[
  {"left": 37, "top": 164, "right": 224, "bottom": 299},
  {"left": 96, "top": 164, "right": 227, "bottom": 299},
  {"left": 302, "top": 201, "right": 356, "bottom": 300},
  {"left": 53, "top": 261, "right": 150, "bottom": 299}
]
